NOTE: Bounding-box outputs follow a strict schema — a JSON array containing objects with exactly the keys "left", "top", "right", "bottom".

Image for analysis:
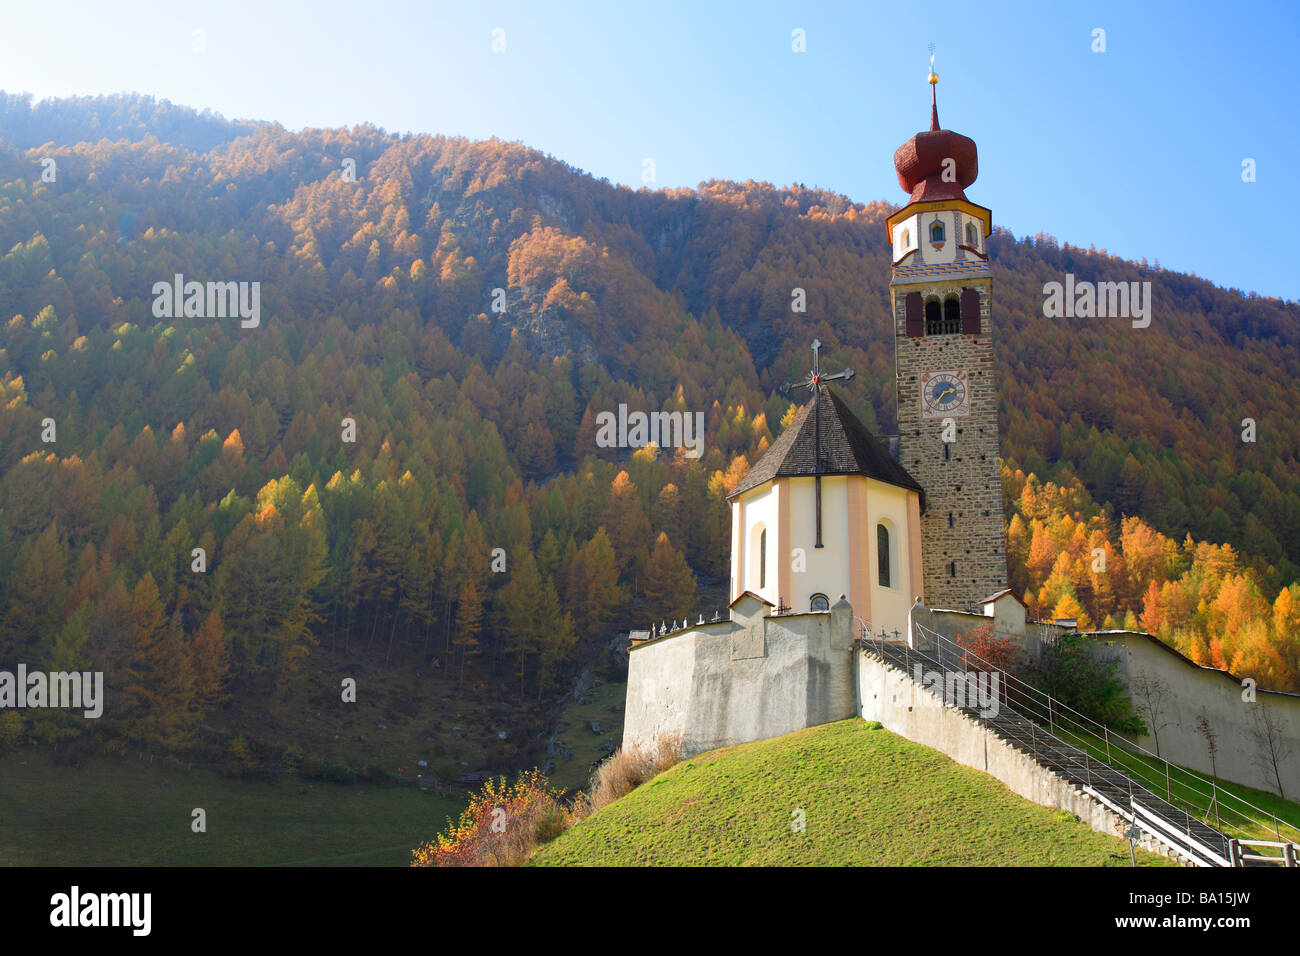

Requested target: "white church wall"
[
  {"left": 623, "top": 604, "right": 857, "bottom": 759},
  {"left": 866, "top": 480, "right": 915, "bottom": 639},
  {"left": 738, "top": 482, "right": 781, "bottom": 605},
  {"left": 787, "top": 476, "right": 851, "bottom": 612}
]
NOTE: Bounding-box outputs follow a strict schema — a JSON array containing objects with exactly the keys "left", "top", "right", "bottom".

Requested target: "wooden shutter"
[
  {"left": 960, "top": 288, "right": 981, "bottom": 334},
  {"left": 904, "top": 292, "right": 923, "bottom": 337}
]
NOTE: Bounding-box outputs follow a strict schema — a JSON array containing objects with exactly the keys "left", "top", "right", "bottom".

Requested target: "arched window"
[
  {"left": 965, "top": 222, "right": 978, "bottom": 247},
  {"left": 810, "top": 593, "right": 830, "bottom": 612},
  {"left": 877, "top": 523, "right": 891, "bottom": 588},
  {"left": 949, "top": 561, "right": 956, "bottom": 577},
  {"left": 759, "top": 528, "right": 767, "bottom": 589},
  {"left": 900, "top": 228, "right": 910, "bottom": 248},
  {"left": 942, "top": 296, "right": 961, "bottom": 334},
  {"left": 924, "top": 297, "right": 943, "bottom": 335},
  {"left": 930, "top": 219, "right": 945, "bottom": 243}
]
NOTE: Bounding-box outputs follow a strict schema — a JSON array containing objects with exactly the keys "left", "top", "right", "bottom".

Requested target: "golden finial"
[{"left": 928, "top": 44, "right": 938, "bottom": 85}]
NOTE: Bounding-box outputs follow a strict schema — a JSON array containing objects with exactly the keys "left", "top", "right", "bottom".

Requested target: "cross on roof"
[{"left": 781, "top": 339, "right": 854, "bottom": 547}]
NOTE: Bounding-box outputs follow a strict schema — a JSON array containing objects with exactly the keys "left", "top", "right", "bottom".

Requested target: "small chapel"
[{"left": 623, "top": 68, "right": 1012, "bottom": 757}]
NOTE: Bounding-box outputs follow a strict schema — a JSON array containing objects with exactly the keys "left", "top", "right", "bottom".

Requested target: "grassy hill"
[{"left": 530, "top": 720, "right": 1174, "bottom": 866}]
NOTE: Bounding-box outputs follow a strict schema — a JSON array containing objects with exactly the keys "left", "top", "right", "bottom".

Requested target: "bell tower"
[{"left": 887, "top": 60, "right": 1007, "bottom": 609}]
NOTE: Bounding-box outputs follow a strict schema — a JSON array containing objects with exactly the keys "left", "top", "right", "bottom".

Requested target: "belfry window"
[
  {"left": 965, "top": 222, "right": 978, "bottom": 247},
  {"left": 900, "top": 228, "right": 910, "bottom": 248},
  {"left": 925, "top": 296, "right": 961, "bottom": 336},
  {"left": 759, "top": 528, "right": 767, "bottom": 589},
  {"left": 877, "top": 523, "right": 891, "bottom": 588},
  {"left": 930, "top": 220, "right": 945, "bottom": 243},
  {"left": 924, "top": 297, "right": 942, "bottom": 334},
  {"left": 810, "top": 594, "right": 830, "bottom": 612}
]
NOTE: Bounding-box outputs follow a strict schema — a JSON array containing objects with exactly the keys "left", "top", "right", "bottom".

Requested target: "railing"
[{"left": 855, "top": 616, "right": 1300, "bottom": 866}]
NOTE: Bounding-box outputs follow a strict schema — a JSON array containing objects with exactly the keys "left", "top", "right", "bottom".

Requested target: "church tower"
[{"left": 887, "top": 64, "right": 1007, "bottom": 609}]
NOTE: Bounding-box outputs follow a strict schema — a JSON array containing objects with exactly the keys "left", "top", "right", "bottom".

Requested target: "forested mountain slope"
[{"left": 0, "top": 94, "right": 1295, "bottom": 758}]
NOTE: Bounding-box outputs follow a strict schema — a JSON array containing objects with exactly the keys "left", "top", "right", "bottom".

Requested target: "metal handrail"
[{"left": 906, "top": 619, "right": 1300, "bottom": 847}]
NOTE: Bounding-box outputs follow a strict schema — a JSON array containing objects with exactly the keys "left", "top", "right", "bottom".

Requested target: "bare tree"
[
  {"left": 1248, "top": 703, "right": 1293, "bottom": 800},
  {"left": 1196, "top": 713, "right": 1219, "bottom": 780},
  {"left": 1131, "top": 671, "right": 1170, "bottom": 756}
]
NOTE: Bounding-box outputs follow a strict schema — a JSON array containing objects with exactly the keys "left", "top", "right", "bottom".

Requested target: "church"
[{"left": 622, "top": 69, "right": 1012, "bottom": 757}]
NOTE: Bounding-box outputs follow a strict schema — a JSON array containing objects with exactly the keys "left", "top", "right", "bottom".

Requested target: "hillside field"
[{"left": 530, "top": 720, "right": 1175, "bottom": 866}]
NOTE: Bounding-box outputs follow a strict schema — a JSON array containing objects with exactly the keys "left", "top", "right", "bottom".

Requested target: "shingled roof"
[{"left": 729, "top": 387, "right": 925, "bottom": 504}]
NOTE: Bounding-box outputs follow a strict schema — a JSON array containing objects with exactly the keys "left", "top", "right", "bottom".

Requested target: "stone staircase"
[{"left": 859, "top": 636, "right": 1236, "bottom": 866}]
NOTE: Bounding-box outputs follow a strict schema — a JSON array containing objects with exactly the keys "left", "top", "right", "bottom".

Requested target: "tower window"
[
  {"left": 810, "top": 593, "right": 830, "bottom": 612},
  {"left": 930, "top": 220, "right": 945, "bottom": 243},
  {"left": 948, "top": 512, "right": 954, "bottom": 528},
  {"left": 965, "top": 222, "right": 978, "bottom": 247},
  {"left": 944, "top": 443, "right": 950, "bottom": 460},
  {"left": 942, "top": 296, "right": 961, "bottom": 333},
  {"left": 877, "top": 523, "right": 891, "bottom": 588},
  {"left": 900, "top": 228, "right": 910, "bottom": 248},
  {"left": 924, "top": 297, "right": 942, "bottom": 334},
  {"left": 949, "top": 561, "right": 956, "bottom": 577},
  {"left": 759, "top": 528, "right": 767, "bottom": 589}
]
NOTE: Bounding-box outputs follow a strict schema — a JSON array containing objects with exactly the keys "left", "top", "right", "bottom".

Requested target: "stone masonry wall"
[{"left": 891, "top": 277, "right": 1008, "bottom": 609}]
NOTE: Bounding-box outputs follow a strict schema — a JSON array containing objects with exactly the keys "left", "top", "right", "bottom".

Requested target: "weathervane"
[{"left": 781, "top": 339, "right": 854, "bottom": 549}]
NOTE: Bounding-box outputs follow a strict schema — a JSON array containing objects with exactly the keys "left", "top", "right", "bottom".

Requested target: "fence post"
[
  {"left": 1165, "top": 759, "right": 1171, "bottom": 802},
  {"left": 1285, "top": 843, "right": 1296, "bottom": 867},
  {"left": 1104, "top": 726, "right": 1110, "bottom": 762},
  {"left": 1227, "top": 838, "right": 1240, "bottom": 868}
]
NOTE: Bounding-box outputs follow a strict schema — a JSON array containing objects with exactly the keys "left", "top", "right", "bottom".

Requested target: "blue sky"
[{"left": 2, "top": 0, "right": 1296, "bottom": 300}]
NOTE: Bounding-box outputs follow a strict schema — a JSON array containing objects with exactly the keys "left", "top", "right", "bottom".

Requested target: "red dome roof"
[{"left": 893, "top": 95, "right": 978, "bottom": 204}]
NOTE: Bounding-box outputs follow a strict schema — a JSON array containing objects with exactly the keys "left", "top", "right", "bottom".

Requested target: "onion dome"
[{"left": 892, "top": 69, "right": 978, "bottom": 203}]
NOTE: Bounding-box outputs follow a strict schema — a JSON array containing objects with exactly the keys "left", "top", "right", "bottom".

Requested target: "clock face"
[{"left": 920, "top": 370, "right": 969, "bottom": 418}]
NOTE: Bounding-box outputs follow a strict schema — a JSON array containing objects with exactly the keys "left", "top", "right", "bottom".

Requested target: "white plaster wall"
[
  {"left": 921, "top": 211, "right": 957, "bottom": 263},
  {"left": 622, "top": 608, "right": 857, "bottom": 759},
  {"left": 1095, "top": 633, "right": 1300, "bottom": 799},
  {"left": 787, "top": 476, "right": 851, "bottom": 611},
  {"left": 867, "top": 479, "right": 914, "bottom": 639},
  {"left": 892, "top": 216, "right": 919, "bottom": 256},
  {"left": 738, "top": 482, "right": 779, "bottom": 604}
]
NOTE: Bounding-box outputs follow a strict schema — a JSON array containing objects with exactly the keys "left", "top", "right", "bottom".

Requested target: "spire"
[{"left": 928, "top": 46, "right": 940, "bottom": 131}]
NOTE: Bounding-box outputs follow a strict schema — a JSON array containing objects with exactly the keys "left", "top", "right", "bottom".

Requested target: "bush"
[
  {"left": 578, "top": 731, "right": 681, "bottom": 817},
  {"left": 409, "top": 732, "right": 683, "bottom": 867},
  {"left": 411, "top": 769, "right": 571, "bottom": 867},
  {"left": 1029, "top": 634, "right": 1146, "bottom": 735},
  {"left": 955, "top": 622, "right": 1024, "bottom": 677}
]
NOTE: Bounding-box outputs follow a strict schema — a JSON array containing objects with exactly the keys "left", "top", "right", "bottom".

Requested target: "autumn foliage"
[{"left": 410, "top": 769, "right": 570, "bottom": 867}]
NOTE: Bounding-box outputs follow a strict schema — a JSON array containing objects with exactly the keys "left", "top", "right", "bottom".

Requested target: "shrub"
[
  {"left": 578, "top": 731, "right": 681, "bottom": 817},
  {"left": 955, "top": 622, "right": 1024, "bottom": 677},
  {"left": 410, "top": 769, "right": 571, "bottom": 867},
  {"left": 1029, "top": 634, "right": 1146, "bottom": 735}
]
